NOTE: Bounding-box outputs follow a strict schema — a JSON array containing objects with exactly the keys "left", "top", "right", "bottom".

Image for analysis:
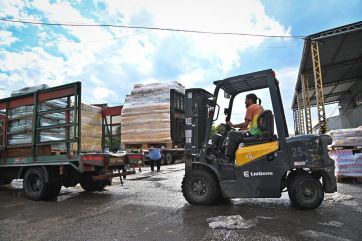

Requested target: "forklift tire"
[
  {"left": 182, "top": 169, "right": 220, "bottom": 205},
  {"left": 23, "top": 167, "right": 51, "bottom": 201},
  {"left": 288, "top": 173, "right": 324, "bottom": 210}
]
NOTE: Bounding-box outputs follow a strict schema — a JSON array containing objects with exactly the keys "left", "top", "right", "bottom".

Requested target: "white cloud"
[
  {"left": 0, "top": 0, "right": 292, "bottom": 108},
  {"left": 89, "top": 87, "right": 116, "bottom": 103},
  {"left": 103, "top": 0, "right": 291, "bottom": 72},
  {"left": 0, "top": 30, "right": 18, "bottom": 46},
  {"left": 0, "top": 47, "right": 66, "bottom": 86}
]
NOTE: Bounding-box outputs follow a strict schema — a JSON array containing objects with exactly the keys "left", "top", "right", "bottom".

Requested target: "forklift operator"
[{"left": 225, "top": 93, "right": 263, "bottom": 162}]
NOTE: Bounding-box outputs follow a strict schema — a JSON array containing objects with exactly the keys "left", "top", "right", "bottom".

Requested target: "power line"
[
  {"left": 7, "top": 29, "right": 150, "bottom": 43},
  {"left": 6, "top": 28, "right": 302, "bottom": 48},
  {"left": 0, "top": 18, "right": 306, "bottom": 39}
]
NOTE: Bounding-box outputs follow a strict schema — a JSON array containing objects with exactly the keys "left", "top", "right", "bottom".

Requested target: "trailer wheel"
[
  {"left": 288, "top": 173, "right": 324, "bottom": 210},
  {"left": 80, "top": 174, "right": 106, "bottom": 192},
  {"left": 182, "top": 169, "right": 220, "bottom": 205},
  {"left": 165, "top": 153, "right": 173, "bottom": 165},
  {"left": 23, "top": 167, "right": 50, "bottom": 201}
]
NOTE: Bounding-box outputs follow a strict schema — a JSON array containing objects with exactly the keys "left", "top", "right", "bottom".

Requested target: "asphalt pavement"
[{"left": 0, "top": 163, "right": 361, "bottom": 241}]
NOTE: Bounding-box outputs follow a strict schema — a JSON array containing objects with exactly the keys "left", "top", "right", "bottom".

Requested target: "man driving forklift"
[{"left": 225, "top": 93, "right": 263, "bottom": 162}]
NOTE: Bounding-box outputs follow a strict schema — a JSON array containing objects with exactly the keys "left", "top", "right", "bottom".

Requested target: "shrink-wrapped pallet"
[
  {"left": 327, "top": 127, "right": 362, "bottom": 147},
  {"left": 329, "top": 150, "right": 362, "bottom": 177},
  {"left": 121, "top": 81, "right": 184, "bottom": 145}
]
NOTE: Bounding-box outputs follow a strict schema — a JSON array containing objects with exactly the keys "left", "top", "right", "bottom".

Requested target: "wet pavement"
[{"left": 0, "top": 163, "right": 361, "bottom": 241}]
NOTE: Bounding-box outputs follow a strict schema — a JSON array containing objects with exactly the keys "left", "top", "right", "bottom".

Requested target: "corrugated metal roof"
[{"left": 291, "top": 21, "right": 362, "bottom": 109}]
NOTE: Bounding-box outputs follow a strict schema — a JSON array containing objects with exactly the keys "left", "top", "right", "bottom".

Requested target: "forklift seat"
[
  {"left": 242, "top": 110, "right": 276, "bottom": 145},
  {"left": 258, "top": 110, "right": 274, "bottom": 137}
]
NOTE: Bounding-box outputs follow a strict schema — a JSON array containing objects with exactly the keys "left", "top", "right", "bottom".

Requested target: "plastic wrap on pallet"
[
  {"left": 39, "top": 98, "right": 68, "bottom": 110},
  {"left": 327, "top": 127, "right": 362, "bottom": 147},
  {"left": 9, "top": 105, "right": 34, "bottom": 118},
  {"left": 11, "top": 84, "right": 49, "bottom": 96},
  {"left": 329, "top": 150, "right": 362, "bottom": 177},
  {"left": 39, "top": 131, "right": 67, "bottom": 142},
  {"left": 121, "top": 81, "right": 184, "bottom": 145},
  {"left": 7, "top": 134, "right": 32, "bottom": 145}
]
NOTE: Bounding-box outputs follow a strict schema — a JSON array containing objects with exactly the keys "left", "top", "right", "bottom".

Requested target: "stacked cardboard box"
[
  {"left": 121, "top": 81, "right": 185, "bottom": 145},
  {"left": 79, "top": 103, "right": 102, "bottom": 152}
]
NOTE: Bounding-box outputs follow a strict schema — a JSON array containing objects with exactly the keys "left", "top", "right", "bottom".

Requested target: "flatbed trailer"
[{"left": 0, "top": 82, "right": 133, "bottom": 200}]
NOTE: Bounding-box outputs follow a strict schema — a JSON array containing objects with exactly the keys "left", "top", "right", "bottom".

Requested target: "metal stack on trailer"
[{"left": 0, "top": 82, "right": 133, "bottom": 200}]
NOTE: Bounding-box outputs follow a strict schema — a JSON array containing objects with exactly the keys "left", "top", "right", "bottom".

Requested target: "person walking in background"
[{"left": 148, "top": 147, "right": 162, "bottom": 172}]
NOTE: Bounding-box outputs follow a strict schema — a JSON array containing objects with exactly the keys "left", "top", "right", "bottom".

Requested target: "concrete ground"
[{"left": 0, "top": 163, "right": 361, "bottom": 241}]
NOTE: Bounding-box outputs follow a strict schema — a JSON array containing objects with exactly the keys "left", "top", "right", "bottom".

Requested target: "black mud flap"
[{"left": 321, "top": 166, "right": 337, "bottom": 193}]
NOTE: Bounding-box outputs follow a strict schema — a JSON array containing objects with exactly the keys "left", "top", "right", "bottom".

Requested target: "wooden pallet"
[
  {"left": 124, "top": 142, "right": 174, "bottom": 150},
  {"left": 337, "top": 175, "right": 362, "bottom": 183},
  {"left": 329, "top": 145, "right": 362, "bottom": 151}
]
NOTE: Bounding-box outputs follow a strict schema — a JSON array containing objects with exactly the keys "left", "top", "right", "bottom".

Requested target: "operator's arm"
[
  {"left": 227, "top": 119, "right": 250, "bottom": 130},
  {"left": 226, "top": 105, "right": 253, "bottom": 130}
]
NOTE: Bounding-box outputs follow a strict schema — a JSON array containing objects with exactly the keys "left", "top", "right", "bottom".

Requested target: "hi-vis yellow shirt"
[{"left": 245, "top": 104, "right": 263, "bottom": 136}]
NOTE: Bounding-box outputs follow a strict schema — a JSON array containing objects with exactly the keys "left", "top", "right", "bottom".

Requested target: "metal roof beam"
[
  {"left": 304, "top": 56, "right": 362, "bottom": 74},
  {"left": 295, "top": 76, "right": 361, "bottom": 95},
  {"left": 311, "top": 21, "right": 362, "bottom": 40},
  {"left": 309, "top": 90, "right": 351, "bottom": 101}
]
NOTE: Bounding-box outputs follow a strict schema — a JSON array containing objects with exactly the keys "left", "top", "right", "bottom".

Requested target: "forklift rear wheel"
[
  {"left": 23, "top": 167, "right": 50, "bottom": 201},
  {"left": 182, "top": 169, "right": 220, "bottom": 205},
  {"left": 288, "top": 173, "right": 324, "bottom": 210}
]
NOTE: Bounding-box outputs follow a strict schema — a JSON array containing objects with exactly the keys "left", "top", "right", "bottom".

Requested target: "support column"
[
  {"left": 293, "top": 109, "right": 300, "bottom": 135},
  {"left": 296, "top": 91, "right": 305, "bottom": 134},
  {"left": 301, "top": 74, "right": 313, "bottom": 134},
  {"left": 311, "top": 41, "right": 327, "bottom": 134}
]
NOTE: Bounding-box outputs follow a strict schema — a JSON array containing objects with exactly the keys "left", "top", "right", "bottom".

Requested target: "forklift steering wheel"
[{"left": 219, "top": 123, "right": 234, "bottom": 135}]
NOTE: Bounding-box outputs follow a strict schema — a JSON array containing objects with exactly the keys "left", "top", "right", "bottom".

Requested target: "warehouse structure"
[{"left": 292, "top": 21, "right": 362, "bottom": 135}]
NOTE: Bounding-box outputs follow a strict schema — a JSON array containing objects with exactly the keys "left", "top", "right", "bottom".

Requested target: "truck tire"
[
  {"left": 23, "top": 167, "right": 51, "bottom": 201},
  {"left": 165, "top": 153, "right": 173, "bottom": 165},
  {"left": 288, "top": 173, "right": 324, "bottom": 210},
  {"left": 80, "top": 174, "right": 106, "bottom": 192},
  {"left": 182, "top": 169, "right": 220, "bottom": 205}
]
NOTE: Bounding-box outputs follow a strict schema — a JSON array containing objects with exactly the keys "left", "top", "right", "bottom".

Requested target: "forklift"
[{"left": 182, "top": 69, "right": 337, "bottom": 210}]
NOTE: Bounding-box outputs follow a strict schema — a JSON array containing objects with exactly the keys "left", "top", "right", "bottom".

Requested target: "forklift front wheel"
[
  {"left": 182, "top": 169, "right": 220, "bottom": 205},
  {"left": 288, "top": 173, "right": 324, "bottom": 210}
]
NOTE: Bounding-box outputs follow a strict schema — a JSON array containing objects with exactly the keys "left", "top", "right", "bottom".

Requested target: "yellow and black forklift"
[{"left": 182, "top": 69, "right": 337, "bottom": 209}]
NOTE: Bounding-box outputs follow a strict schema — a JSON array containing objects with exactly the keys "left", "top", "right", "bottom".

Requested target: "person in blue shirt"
[{"left": 148, "top": 147, "right": 162, "bottom": 172}]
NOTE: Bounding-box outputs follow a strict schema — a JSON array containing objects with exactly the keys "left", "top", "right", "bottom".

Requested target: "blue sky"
[{"left": 0, "top": 0, "right": 361, "bottom": 133}]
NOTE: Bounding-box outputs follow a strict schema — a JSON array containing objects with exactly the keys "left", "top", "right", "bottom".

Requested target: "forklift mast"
[{"left": 184, "top": 88, "right": 213, "bottom": 160}]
